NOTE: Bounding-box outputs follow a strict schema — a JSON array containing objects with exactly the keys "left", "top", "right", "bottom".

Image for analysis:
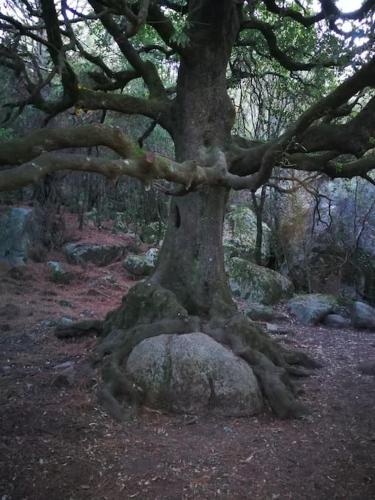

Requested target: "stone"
[
  {"left": 351, "top": 301, "right": 375, "bottom": 330},
  {"left": 55, "top": 317, "right": 75, "bottom": 328},
  {"left": 0, "top": 207, "right": 41, "bottom": 266},
  {"left": 287, "top": 294, "right": 340, "bottom": 325},
  {"left": 122, "top": 248, "right": 159, "bottom": 276},
  {"left": 224, "top": 205, "right": 272, "bottom": 265},
  {"left": 47, "top": 261, "right": 73, "bottom": 284},
  {"left": 227, "top": 257, "right": 294, "bottom": 305},
  {"left": 245, "top": 303, "right": 288, "bottom": 322},
  {"left": 323, "top": 313, "right": 351, "bottom": 328},
  {"left": 126, "top": 332, "right": 263, "bottom": 416},
  {"left": 64, "top": 242, "right": 126, "bottom": 266}
]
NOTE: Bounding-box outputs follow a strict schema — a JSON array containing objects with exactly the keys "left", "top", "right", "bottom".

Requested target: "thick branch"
[
  {"left": 287, "top": 151, "right": 375, "bottom": 181},
  {"left": 262, "top": 0, "right": 375, "bottom": 26},
  {"left": 0, "top": 126, "right": 373, "bottom": 193},
  {"left": 76, "top": 89, "right": 172, "bottom": 131},
  {"left": 88, "top": 0, "right": 167, "bottom": 99}
]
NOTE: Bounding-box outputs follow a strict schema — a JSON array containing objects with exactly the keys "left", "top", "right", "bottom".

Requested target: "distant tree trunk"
[{"left": 251, "top": 186, "right": 267, "bottom": 266}]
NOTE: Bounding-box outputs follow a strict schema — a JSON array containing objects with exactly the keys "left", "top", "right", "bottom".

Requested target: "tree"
[{"left": 0, "top": 0, "right": 374, "bottom": 418}]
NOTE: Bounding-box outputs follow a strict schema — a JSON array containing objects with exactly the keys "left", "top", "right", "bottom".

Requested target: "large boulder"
[
  {"left": 64, "top": 242, "right": 126, "bottom": 266},
  {"left": 126, "top": 332, "right": 263, "bottom": 416},
  {"left": 224, "top": 206, "right": 271, "bottom": 265},
  {"left": 287, "top": 294, "right": 341, "bottom": 325},
  {"left": 351, "top": 301, "right": 375, "bottom": 330},
  {"left": 0, "top": 207, "right": 45, "bottom": 266},
  {"left": 122, "top": 248, "right": 159, "bottom": 276},
  {"left": 227, "top": 257, "right": 294, "bottom": 305}
]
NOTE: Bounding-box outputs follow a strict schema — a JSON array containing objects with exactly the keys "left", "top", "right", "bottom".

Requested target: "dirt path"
[{"left": 1, "top": 245, "right": 375, "bottom": 499}]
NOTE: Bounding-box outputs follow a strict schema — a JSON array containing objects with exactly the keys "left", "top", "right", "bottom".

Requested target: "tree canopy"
[{"left": 0, "top": 0, "right": 374, "bottom": 192}]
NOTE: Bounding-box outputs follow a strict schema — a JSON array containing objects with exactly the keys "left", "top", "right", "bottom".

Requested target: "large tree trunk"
[
  {"left": 152, "top": 2, "right": 237, "bottom": 316},
  {"left": 87, "top": 1, "right": 318, "bottom": 420}
]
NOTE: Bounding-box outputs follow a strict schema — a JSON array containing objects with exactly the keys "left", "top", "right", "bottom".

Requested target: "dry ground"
[{"left": 0, "top": 217, "right": 375, "bottom": 500}]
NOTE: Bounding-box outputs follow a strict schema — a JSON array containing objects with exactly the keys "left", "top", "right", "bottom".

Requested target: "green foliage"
[
  {"left": 335, "top": 162, "right": 344, "bottom": 174},
  {"left": 0, "top": 128, "right": 14, "bottom": 142}
]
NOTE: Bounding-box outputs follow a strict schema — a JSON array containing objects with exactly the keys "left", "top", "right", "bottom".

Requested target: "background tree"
[{"left": 0, "top": 0, "right": 375, "bottom": 418}]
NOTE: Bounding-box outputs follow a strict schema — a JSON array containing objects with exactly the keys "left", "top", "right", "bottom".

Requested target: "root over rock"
[{"left": 92, "top": 282, "right": 319, "bottom": 420}]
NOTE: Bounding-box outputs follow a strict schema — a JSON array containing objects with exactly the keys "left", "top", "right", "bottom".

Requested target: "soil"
[{"left": 1, "top": 214, "right": 375, "bottom": 500}]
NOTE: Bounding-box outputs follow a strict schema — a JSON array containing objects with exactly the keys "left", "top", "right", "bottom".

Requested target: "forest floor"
[{"left": 1, "top": 216, "right": 375, "bottom": 500}]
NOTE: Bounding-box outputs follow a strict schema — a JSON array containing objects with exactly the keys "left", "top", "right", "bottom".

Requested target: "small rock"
[
  {"left": 48, "top": 261, "right": 73, "bottom": 284},
  {"left": 122, "top": 248, "right": 159, "bottom": 277},
  {"left": 323, "top": 314, "right": 351, "bottom": 328},
  {"left": 59, "top": 300, "right": 73, "bottom": 308},
  {"left": 264, "top": 323, "right": 290, "bottom": 335},
  {"left": 56, "top": 317, "right": 75, "bottom": 328}
]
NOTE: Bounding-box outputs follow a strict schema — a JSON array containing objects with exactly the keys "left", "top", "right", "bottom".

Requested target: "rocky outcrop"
[
  {"left": 227, "top": 257, "right": 294, "bottom": 305},
  {"left": 224, "top": 205, "right": 271, "bottom": 265},
  {"left": 287, "top": 294, "right": 341, "bottom": 325},
  {"left": 125, "top": 332, "right": 263, "bottom": 416},
  {"left": 47, "top": 261, "right": 73, "bottom": 284}
]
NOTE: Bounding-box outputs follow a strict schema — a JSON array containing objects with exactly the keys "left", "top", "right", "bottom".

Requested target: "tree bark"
[{"left": 151, "top": 2, "right": 238, "bottom": 316}]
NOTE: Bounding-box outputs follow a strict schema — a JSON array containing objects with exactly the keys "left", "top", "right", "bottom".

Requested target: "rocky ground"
[{"left": 0, "top": 216, "right": 375, "bottom": 500}]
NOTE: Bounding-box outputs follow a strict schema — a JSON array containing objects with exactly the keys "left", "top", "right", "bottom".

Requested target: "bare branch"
[{"left": 88, "top": 0, "right": 168, "bottom": 99}]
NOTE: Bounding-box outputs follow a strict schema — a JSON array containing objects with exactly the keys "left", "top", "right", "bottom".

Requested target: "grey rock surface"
[
  {"left": 126, "top": 332, "right": 263, "bottom": 416},
  {"left": 0, "top": 207, "right": 39, "bottom": 266},
  {"left": 351, "top": 301, "right": 375, "bottom": 330},
  {"left": 323, "top": 313, "right": 351, "bottom": 328},
  {"left": 228, "top": 258, "right": 294, "bottom": 305},
  {"left": 287, "top": 294, "right": 340, "bottom": 325},
  {"left": 64, "top": 242, "right": 126, "bottom": 266}
]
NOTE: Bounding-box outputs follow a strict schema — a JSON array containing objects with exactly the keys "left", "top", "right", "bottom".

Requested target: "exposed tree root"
[
  {"left": 55, "top": 319, "right": 103, "bottom": 339},
  {"left": 73, "top": 282, "right": 320, "bottom": 420}
]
